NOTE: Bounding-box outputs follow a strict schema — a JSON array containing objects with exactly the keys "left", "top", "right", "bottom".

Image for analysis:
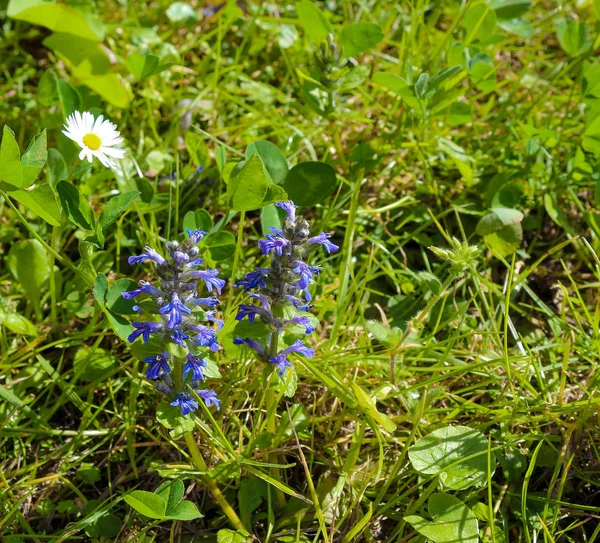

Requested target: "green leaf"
[
  {"left": 156, "top": 480, "right": 184, "bottom": 516},
  {"left": 484, "top": 223, "right": 522, "bottom": 257},
  {"left": 57, "top": 80, "right": 82, "bottom": 118},
  {"left": 10, "top": 184, "right": 61, "bottom": 226},
  {"left": 99, "top": 191, "right": 140, "bottom": 230},
  {"left": 0, "top": 125, "right": 23, "bottom": 189},
  {"left": 7, "top": 240, "right": 51, "bottom": 308},
  {"left": 295, "top": 0, "right": 332, "bottom": 45},
  {"left": 156, "top": 401, "right": 195, "bottom": 439},
  {"left": 261, "top": 203, "right": 283, "bottom": 236},
  {"left": 464, "top": 3, "right": 497, "bottom": 44},
  {"left": 37, "top": 70, "right": 59, "bottom": 106},
  {"left": 260, "top": 184, "right": 288, "bottom": 207},
  {"left": 476, "top": 207, "right": 523, "bottom": 236},
  {"left": 57, "top": 180, "right": 95, "bottom": 230},
  {"left": 404, "top": 493, "right": 479, "bottom": 543},
  {"left": 352, "top": 382, "right": 397, "bottom": 433},
  {"left": 418, "top": 271, "right": 442, "bottom": 295},
  {"left": 414, "top": 72, "right": 430, "bottom": 99},
  {"left": 126, "top": 53, "right": 167, "bottom": 80},
  {"left": 340, "top": 22, "right": 384, "bottom": 57},
  {"left": 166, "top": 2, "right": 199, "bottom": 24},
  {"left": 183, "top": 209, "right": 214, "bottom": 233},
  {"left": 408, "top": 425, "right": 493, "bottom": 490},
  {"left": 124, "top": 491, "right": 166, "bottom": 519},
  {"left": 246, "top": 141, "right": 289, "bottom": 185},
  {"left": 238, "top": 477, "right": 265, "bottom": 529},
  {"left": 3, "top": 313, "right": 38, "bottom": 336},
  {"left": 556, "top": 19, "right": 593, "bottom": 57},
  {"left": 93, "top": 273, "right": 108, "bottom": 307},
  {"left": 73, "top": 347, "right": 116, "bottom": 382},
  {"left": 281, "top": 161, "right": 337, "bottom": 206},
  {"left": 7, "top": 0, "right": 104, "bottom": 41},
  {"left": 106, "top": 278, "right": 139, "bottom": 315},
  {"left": 20, "top": 129, "right": 47, "bottom": 187},
  {"left": 372, "top": 72, "right": 408, "bottom": 93},
  {"left": 164, "top": 501, "right": 202, "bottom": 521},
  {"left": 491, "top": 0, "right": 530, "bottom": 20},
  {"left": 205, "top": 231, "right": 236, "bottom": 261},
  {"left": 217, "top": 529, "right": 249, "bottom": 543},
  {"left": 43, "top": 33, "right": 131, "bottom": 109},
  {"left": 226, "top": 155, "right": 270, "bottom": 212}
]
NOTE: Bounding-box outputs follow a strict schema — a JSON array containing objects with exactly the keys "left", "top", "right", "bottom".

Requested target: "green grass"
[{"left": 1, "top": 0, "right": 600, "bottom": 541}]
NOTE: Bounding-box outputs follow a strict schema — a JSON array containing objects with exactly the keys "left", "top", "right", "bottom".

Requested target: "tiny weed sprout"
[
  {"left": 234, "top": 200, "right": 339, "bottom": 376},
  {"left": 123, "top": 229, "right": 223, "bottom": 415}
]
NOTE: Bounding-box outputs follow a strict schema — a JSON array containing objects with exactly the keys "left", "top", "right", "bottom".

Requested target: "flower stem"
[
  {"left": 183, "top": 432, "right": 247, "bottom": 533},
  {"left": 226, "top": 210, "right": 246, "bottom": 317},
  {"left": 266, "top": 332, "right": 286, "bottom": 510}
]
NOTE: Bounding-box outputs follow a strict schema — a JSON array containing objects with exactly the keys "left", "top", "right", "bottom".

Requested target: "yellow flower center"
[{"left": 83, "top": 133, "right": 102, "bottom": 151}]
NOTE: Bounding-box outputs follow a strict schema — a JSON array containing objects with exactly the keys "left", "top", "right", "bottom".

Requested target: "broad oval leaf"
[
  {"left": 11, "top": 184, "right": 61, "bottom": 227},
  {"left": 340, "top": 22, "right": 384, "bottom": 57},
  {"left": 295, "top": 0, "right": 332, "bottom": 45},
  {"left": 404, "top": 493, "right": 479, "bottom": 543},
  {"left": 408, "top": 425, "right": 494, "bottom": 490},
  {"left": 246, "top": 141, "right": 289, "bottom": 185},
  {"left": 57, "top": 180, "right": 95, "bottom": 230},
  {"left": 7, "top": 0, "right": 104, "bottom": 41},
  {"left": 281, "top": 161, "right": 337, "bottom": 206},
  {"left": 99, "top": 191, "right": 140, "bottom": 230},
  {"left": 226, "top": 155, "right": 269, "bottom": 212},
  {"left": 124, "top": 491, "right": 166, "bottom": 520}
]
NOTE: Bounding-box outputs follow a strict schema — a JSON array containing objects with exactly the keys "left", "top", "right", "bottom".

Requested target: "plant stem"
[
  {"left": 0, "top": 190, "right": 92, "bottom": 286},
  {"left": 183, "top": 432, "right": 247, "bottom": 533},
  {"left": 226, "top": 210, "right": 245, "bottom": 316},
  {"left": 266, "top": 332, "right": 286, "bottom": 510}
]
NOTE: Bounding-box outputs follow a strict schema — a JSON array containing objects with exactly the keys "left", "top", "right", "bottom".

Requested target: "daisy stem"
[
  {"left": 183, "top": 432, "right": 247, "bottom": 533},
  {"left": 0, "top": 191, "right": 93, "bottom": 286},
  {"left": 266, "top": 332, "right": 286, "bottom": 510}
]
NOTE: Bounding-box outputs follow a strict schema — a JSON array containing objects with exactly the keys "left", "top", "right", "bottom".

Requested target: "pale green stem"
[
  {"left": 183, "top": 432, "right": 247, "bottom": 533},
  {"left": 266, "top": 331, "right": 286, "bottom": 510}
]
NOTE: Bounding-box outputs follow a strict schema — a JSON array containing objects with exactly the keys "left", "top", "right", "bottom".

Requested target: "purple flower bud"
[
  {"left": 269, "top": 340, "right": 314, "bottom": 375},
  {"left": 308, "top": 232, "right": 339, "bottom": 254},
  {"left": 190, "top": 325, "right": 219, "bottom": 351},
  {"left": 128, "top": 321, "right": 163, "bottom": 343},
  {"left": 292, "top": 261, "right": 322, "bottom": 290},
  {"left": 187, "top": 229, "right": 208, "bottom": 244},
  {"left": 233, "top": 337, "right": 267, "bottom": 360},
  {"left": 143, "top": 352, "right": 171, "bottom": 379},
  {"left": 171, "top": 326, "right": 190, "bottom": 345},
  {"left": 187, "top": 269, "right": 226, "bottom": 295},
  {"left": 191, "top": 296, "right": 220, "bottom": 308},
  {"left": 184, "top": 354, "right": 206, "bottom": 381},
  {"left": 287, "top": 315, "right": 315, "bottom": 334},
  {"left": 276, "top": 200, "right": 297, "bottom": 223},
  {"left": 258, "top": 234, "right": 289, "bottom": 256},
  {"left": 197, "top": 389, "right": 220, "bottom": 410},
  {"left": 171, "top": 392, "right": 198, "bottom": 415},
  {"left": 159, "top": 292, "right": 192, "bottom": 329},
  {"left": 122, "top": 281, "right": 162, "bottom": 300},
  {"left": 234, "top": 268, "right": 270, "bottom": 291},
  {"left": 206, "top": 310, "right": 224, "bottom": 330},
  {"left": 128, "top": 246, "right": 167, "bottom": 266}
]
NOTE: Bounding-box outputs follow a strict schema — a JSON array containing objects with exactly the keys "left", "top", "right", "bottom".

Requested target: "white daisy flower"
[{"left": 62, "top": 111, "right": 126, "bottom": 168}]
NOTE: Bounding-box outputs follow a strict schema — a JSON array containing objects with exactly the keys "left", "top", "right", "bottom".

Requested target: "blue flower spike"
[
  {"left": 123, "top": 232, "right": 224, "bottom": 416},
  {"left": 234, "top": 200, "right": 338, "bottom": 376}
]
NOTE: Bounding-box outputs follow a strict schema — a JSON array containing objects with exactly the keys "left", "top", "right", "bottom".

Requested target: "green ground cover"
[{"left": 1, "top": 0, "right": 600, "bottom": 541}]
